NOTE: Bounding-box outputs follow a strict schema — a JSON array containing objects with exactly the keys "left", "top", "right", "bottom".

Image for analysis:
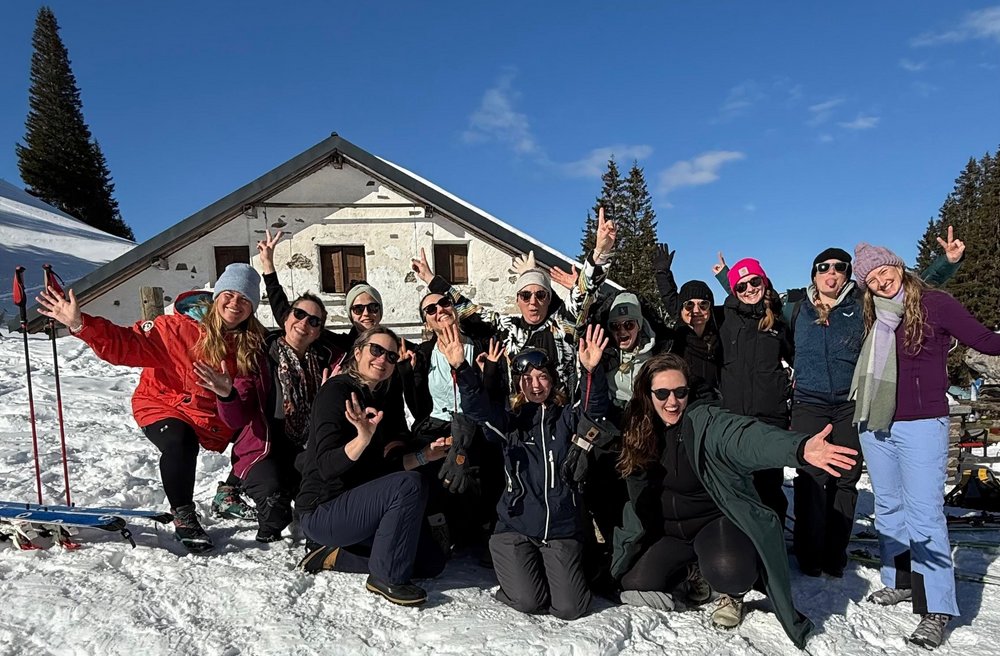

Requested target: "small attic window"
[{"left": 434, "top": 244, "right": 468, "bottom": 284}]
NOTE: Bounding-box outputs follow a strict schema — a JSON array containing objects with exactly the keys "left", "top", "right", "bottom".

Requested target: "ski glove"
[
  {"left": 561, "top": 414, "right": 621, "bottom": 491},
  {"left": 438, "top": 413, "right": 480, "bottom": 495},
  {"left": 652, "top": 242, "right": 675, "bottom": 272}
]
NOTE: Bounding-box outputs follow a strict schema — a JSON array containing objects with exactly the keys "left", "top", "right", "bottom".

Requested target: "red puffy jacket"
[{"left": 73, "top": 313, "right": 238, "bottom": 452}]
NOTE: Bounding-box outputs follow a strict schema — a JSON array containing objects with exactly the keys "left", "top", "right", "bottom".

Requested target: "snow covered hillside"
[
  {"left": 1, "top": 332, "right": 999, "bottom": 655},
  {"left": 0, "top": 179, "right": 134, "bottom": 324}
]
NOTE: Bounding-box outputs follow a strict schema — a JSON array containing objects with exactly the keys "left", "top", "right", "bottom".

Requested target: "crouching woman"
[
  {"left": 612, "top": 353, "right": 857, "bottom": 649},
  {"left": 443, "top": 324, "right": 610, "bottom": 620},
  {"left": 295, "top": 326, "right": 449, "bottom": 606}
]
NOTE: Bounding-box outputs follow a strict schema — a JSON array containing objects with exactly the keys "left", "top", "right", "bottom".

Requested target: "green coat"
[{"left": 611, "top": 404, "right": 814, "bottom": 649}]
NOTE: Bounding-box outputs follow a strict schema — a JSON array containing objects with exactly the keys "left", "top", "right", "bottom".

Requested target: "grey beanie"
[
  {"left": 345, "top": 283, "right": 383, "bottom": 309},
  {"left": 213, "top": 263, "right": 261, "bottom": 311},
  {"left": 608, "top": 292, "right": 642, "bottom": 324}
]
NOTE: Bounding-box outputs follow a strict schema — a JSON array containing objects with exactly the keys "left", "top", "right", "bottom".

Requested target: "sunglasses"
[
  {"left": 734, "top": 276, "right": 763, "bottom": 294},
  {"left": 651, "top": 386, "right": 690, "bottom": 401},
  {"left": 351, "top": 302, "right": 382, "bottom": 316},
  {"left": 511, "top": 349, "right": 550, "bottom": 376},
  {"left": 291, "top": 307, "right": 323, "bottom": 328},
  {"left": 609, "top": 319, "right": 637, "bottom": 332},
  {"left": 682, "top": 300, "right": 711, "bottom": 312},
  {"left": 517, "top": 289, "right": 549, "bottom": 303},
  {"left": 367, "top": 342, "right": 399, "bottom": 364},
  {"left": 421, "top": 296, "right": 454, "bottom": 316},
  {"left": 815, "top": 262, "right": 849, "bottom": 274}
]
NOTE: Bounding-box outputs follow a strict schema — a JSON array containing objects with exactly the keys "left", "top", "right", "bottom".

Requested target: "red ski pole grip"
[{"left": 43, "top": 264, "right": 65, "bottom": 296}]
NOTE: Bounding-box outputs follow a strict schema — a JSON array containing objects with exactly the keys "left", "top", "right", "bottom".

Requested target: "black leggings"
[
  {"left": 142, "top": 418, "right": 200, "bottom": 510},
  {"left": 621, "top": 516, "right": 759, "bottom": 596}
]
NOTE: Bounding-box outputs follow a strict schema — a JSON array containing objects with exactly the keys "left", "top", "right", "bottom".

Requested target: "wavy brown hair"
[
  {"left": 194, "top": 301, "right": 267, "bottom": 376},
  {"left": 861, "top": 268, "right": 929, "bottom": 354},
  {"left": 618, "top": 353, "right": 690, "bottom": 477}
]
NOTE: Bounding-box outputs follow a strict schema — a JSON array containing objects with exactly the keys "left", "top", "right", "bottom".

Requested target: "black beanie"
[
  {"left": 811, "top": 247, "right": 852, "bottom": 279},
  {"left": 679, "top": 280, "right": 714, "bottom": 305}
]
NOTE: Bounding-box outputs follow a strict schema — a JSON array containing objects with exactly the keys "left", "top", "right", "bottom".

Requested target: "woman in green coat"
[{"left": 611, "top": 353, "right": 857, "bottom": 649}]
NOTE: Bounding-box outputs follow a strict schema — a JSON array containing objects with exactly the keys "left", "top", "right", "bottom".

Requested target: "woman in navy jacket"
[{"left": 442, "top": 323, "right": 610, "bottom": 620}]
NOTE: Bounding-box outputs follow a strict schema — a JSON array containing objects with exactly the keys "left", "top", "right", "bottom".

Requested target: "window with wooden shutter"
[
  {"left": 319, "top": 246, "right": 367, "bottom": 293},
  {"left": 214, "top": 246, "right": 251, "bottom": 278},
  {"left": 433, "top": 244, "right": 469, "bottom": 284}
]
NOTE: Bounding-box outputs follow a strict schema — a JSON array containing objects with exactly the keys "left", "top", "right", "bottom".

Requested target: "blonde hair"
[
  {"left": 194, "top": 302, "right": 267, "bottom": 376},
  {"left": 861, "top": 268, "right": 929, "bottom": 354}
]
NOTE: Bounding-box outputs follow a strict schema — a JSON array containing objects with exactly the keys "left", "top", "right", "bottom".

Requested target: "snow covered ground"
[{"left": 1, "top": 331, "right": 999, "bottom": 656}]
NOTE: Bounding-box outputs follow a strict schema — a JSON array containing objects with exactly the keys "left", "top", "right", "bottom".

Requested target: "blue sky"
[{"left": 1, "top": 2, "right": 998, "bottom": 292}]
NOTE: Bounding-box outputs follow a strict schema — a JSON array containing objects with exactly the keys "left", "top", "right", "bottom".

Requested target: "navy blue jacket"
[
  {"left": 457, "top": 361, "right": 609, "bottom": 541},
  {"left": 791, "top": 288, "right": 865, "bottom": 405}
]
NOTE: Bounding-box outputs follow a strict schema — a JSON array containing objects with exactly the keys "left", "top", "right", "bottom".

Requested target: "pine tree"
[
  {"left": 579, "top": 157, "right": 626, "bottom": 264},
  {"left": 620, "top": 162, "right": 660, "bottom": 309},
  {"left": 15, "top": 7, "right": 134, "bottom": 240}
]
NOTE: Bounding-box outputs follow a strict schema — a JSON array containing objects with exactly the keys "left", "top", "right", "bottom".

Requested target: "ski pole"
[
  {"left": 13, "top": 267, "right": 43, "bottom": 504},
  {"left": 42, "top": 265, "right": 71, "bottom": 506}
]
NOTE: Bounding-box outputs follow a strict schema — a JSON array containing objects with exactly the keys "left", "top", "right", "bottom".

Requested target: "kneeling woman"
[
  {"left": 446, "top": 324, "right": 610, "bottom": 620},
  {"left": 295, "top": 326, "right": 449, "bottom": 606},
  {"left": 612, "top": 354, "right": 857, "bottom": 649}
]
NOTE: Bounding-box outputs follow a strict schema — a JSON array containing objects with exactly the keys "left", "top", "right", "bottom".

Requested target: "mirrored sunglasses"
[
  {"left": 682, "top": 300, "right": 711, "bottom": 312},
  {"left": 815, "top": 262, "right": 849, "bottom": 274}
]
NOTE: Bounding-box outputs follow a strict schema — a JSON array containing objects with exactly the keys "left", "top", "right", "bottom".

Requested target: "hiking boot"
[
  {"left": 908, "top": 613, "right": 950, "bottom": 649},
  {"left": 365, "top": 574, "right": 427, "bottom": 606},
  {"left": 711, "top": 594, "right": 745, "bottom": 629},
  {"left": 211, "top": 482, "right": 257, "bottom": 521},
  {"left": 297, "top": 544, "right": 341, "bottom": 573},
  {"left": 172, "top": 504, "right": 214, "bottom": 554},
  {"left": 255, "top": 528, "right": 284, "bottom": 543},
  {"left": 867, "top": 586, "right": 912, "bottom": 606},
  {"left": 620, "top": 590, "right": 675, "bottom": 611},
  {"left": 685, "top": 564, "right": 713, "bottom": 605}
]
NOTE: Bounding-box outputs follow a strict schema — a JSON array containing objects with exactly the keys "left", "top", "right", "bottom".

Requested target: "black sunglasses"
[
  {"left": 683, "top": 300, "right": 711, "bottom": 312},
  {"left": 734, "top": 276, "right": 763, "bottom": 294},
  {"left": 291, "top": 307, "right": 323, "bottom": 328},
  {"left": 421, "top": 296, "right": 454, "bottom": 316},
  {"left": 651, "top": 386, "right": 690, "bottom": 401},
  {"left": 609, "top": 319, "right": 637, "bottom": 332},
  {"left": 511, "top": 349, "right": 550, "bottom": 376},
  {"left": 351, "top": 302, "right": 382, "bottom": 316},
  {"left": 517, "top": 289, "right": 549, "bottom": 303},
  {"left": 367, "top": 342, "right": 399, "bottom": 364},
  {"left": 815, "top": 262, "right": 849, "bottom": 274}
]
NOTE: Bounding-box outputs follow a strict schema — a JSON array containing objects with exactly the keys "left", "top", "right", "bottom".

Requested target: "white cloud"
[
  {"left": 912, "top": 6, "right": 1000, "bottom": 46},
  {"left": 558, "top": 145, "right": 654, "bottom": 178},
  {"left": 899, "top": 58, "right": 928, "bottom": 72},
  {"left": 717, "top": 80, "right": 766, "bottom": 120},
  {"left": 463, "top": 70, "right": 540, "bottom": 155},
  {"left": 839, "top": 115, "right": 880, "bottom": 130},
  {"left": 657, "top": 151, "right": 746, "bottom": 195},
  {"left": 807, "top": 97, "right": 845, "bottom": 125}
]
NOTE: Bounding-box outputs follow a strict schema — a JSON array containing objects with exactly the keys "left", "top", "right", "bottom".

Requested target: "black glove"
[
  {"left": 653, "top": 242, "right": 675, "bottom": 271},
  {"left": 438, "top": 413, "right": 481, "bottom": 495},
  {"left": 560, "top": 414, "right": 621, "bottom": 491}
]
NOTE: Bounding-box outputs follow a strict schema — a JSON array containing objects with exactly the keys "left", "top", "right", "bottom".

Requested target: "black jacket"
[
  {"left": 719, "top": 294, "right": 794, "bottom": 426},
  {"left": 669, "top": 323, "right": 722, "bottom": 403},
  {"left": 457, "top": 361, "right": 610, "bottom": 541},
  {"left": 295, "top": 374, "right": 411, "bottom": 513}
]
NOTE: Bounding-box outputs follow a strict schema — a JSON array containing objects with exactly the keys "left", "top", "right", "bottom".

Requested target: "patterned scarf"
[
  {"left": 276, "top": 338, "right": 322, "bottom": 447},
  {"left": 851, "top": 289, "right": 904, "bottom": 431}
]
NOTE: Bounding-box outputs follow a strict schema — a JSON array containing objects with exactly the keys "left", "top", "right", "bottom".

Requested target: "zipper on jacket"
[
  {"left": 504, "top": 463, "right": 513, "bottom": 493},
  {"left": 549, "top": 450, "right": 556, "bottom": 490},
  {"left": 916, "top": 376, "right": 923, "bottom": 409},
  {"left": 514, "top": 461, "right": 526, "bottom": 505},
  {"left": 541, "top": 405, "right": 551, "bottom": 543}
]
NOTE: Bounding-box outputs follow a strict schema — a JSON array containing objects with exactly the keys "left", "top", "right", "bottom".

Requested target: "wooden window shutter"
[{"left": 345, "top": 247, "right": 367, "bottom": 288}]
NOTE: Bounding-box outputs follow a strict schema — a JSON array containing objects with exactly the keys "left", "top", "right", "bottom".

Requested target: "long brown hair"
[
  {"left": 194, "top": 301, "right": 267, "bottom": 376},
  {"left": 861, "top": 268, "right": 929, "bottom": 354},
  {"left": 343, "top": 325, "right": 401, "bottom": 387},
  {"left": 618, "top": 353, "right": 690, "bottom": 477}
]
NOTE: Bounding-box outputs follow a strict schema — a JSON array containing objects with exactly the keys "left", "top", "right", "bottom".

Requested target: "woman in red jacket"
[{"left": 36, "top": 263, "right": 267, "bottom": 553}]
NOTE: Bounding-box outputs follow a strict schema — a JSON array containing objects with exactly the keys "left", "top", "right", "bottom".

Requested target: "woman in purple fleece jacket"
[{"left": 851, "top": 242, "right": 1000, "bottom": 650}]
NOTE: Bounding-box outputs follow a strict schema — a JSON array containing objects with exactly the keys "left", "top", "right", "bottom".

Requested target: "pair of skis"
[
  {"left": 12, "top": 265, "right": 71, "bottom": 506},
  {"left": 0, "top": 501, "right": 173, "bottom": 550}
]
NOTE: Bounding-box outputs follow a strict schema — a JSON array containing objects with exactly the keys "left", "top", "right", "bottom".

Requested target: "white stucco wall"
[{"left": 78, "top": 160, "right": 569, "bottom": 338}]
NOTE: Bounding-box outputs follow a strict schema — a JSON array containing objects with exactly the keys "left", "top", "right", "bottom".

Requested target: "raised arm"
[
  {"left": 653, "top": 243, "right": 679, "bottom": 318},
  {"left": 257, "top": 229, "right": 293, "bottom": 324},
  {"left": 920, "top": 225, "right": 965, "bottom": 286},
  {"left": 712, "top": 252, "right": 732, "bottom": 295}
]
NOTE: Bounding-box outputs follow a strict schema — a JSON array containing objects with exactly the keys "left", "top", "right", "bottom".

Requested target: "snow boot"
[
  {"left": 172, "top": 504, "right": 214, "bottom": 554},
  {"left": 867, "top": 586, "right": 912, "bottom": 606},
  {"left": 711, "top": 594, "right": 745, "bottom": 629},
  {"left": 684, "top": 564, "right": 713, "bottom": 605},
  {"left": 211, "top": 481, "right": 257, "bottom": 521},
  {"left": 365, "top": 574, "right": 427, "bottom": 606},
  {"left": 298, "top": 542, "right": 341, "bottom": 573},
  {"left": 908, "top": 613, "right": 950, "bottom": 649}
]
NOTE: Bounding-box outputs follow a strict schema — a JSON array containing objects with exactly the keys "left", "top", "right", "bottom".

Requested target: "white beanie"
[{"left": 517, "top": 269, "right": 551, "bottom": 293}]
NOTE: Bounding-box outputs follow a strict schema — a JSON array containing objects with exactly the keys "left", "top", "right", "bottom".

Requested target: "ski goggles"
[
  {"left": 291, "top": 307, "right": 323, "bottom": 328},
  {"left": 421, "top": 296, "right": 454, "bottom": 316},
  {"left": 682, "top": 300, "right": 711, "bottom": 312},
  {"left": 651, "top": 386, "right": 690, "bottom": 401},
  {"left": 511, "top": 349, "right": 551, "bottom": 376},
  {"left": 734, "top": 276, "right": 763, "bottom": 294},
  {"left": 351, "top": 302, "right": 382, "bottom": 316},
  {"left": 814, "top": 262, "right": 849, "bottom": 274}
]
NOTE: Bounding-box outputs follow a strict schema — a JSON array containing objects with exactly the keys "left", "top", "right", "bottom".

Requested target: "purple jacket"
[
  {"left": 217, "top": 354, "right": 272, "bottom": 480},
  {"left": 895, "top": 290, "right": 1000, "bottom": 421}
]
